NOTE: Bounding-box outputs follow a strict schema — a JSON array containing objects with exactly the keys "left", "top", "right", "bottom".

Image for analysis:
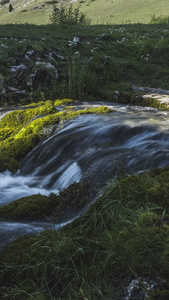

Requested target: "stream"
[{"left": 1, "top": 102, "right": 169, "bottom": 248}]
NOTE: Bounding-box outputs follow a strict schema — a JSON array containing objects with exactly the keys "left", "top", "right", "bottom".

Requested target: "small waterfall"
[{"left": 1, "top": 103, "right": 169, "bottom": 247}]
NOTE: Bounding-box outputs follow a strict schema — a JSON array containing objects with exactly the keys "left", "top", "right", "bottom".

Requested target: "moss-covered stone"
[
  {"left": 58, "top": 106, "right": 113, "bottom": 121},
  {"left": 54, "top": 98, "right": 75, "bottom": 106},
  {"left": 0, "top": 194, "right": 51, "bottom": 220},
  {"left": 15, "top": 113, "right": 60, "bottom": 139},
  {"left": 0, "top": 101, "right": 56, "bottom": 130},
  {"left": 0, "top": 154, "right": 19, "bottom": 172},
  {"left": 0, "top": 103, "right": 113, "bottom": 172},
  {"left": 0, "top": 128, "right": 14, "bottom": 141},
  {"left": 118, "top": 92, "right": 169, "bottom": 110},
  {"left": 0, "top": 134, "right": 40, "bottom": 159},
  {"left": 0, "top": 182, "right": 88, "bottom": 221}
]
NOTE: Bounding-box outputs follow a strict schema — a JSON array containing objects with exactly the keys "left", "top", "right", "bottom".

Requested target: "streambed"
[{"left": 1, "top": 102, "right": 169, "bottom": 248}]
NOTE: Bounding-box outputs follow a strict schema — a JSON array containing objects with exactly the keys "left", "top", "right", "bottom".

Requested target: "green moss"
[
  {"left": 132, "top": 96, "right": 168, "bottom": 110},
  {"left": 0, "top": 101, "right": 56, "bottom": 130},
  {"left": 0, "top": 154, "right": 19, "bottom": 172},
  {"left": 0, "top": 182, "right": 88, "bottom": 221},
  {"left": 0, "top": 104, "right": 112, "bottom": 172},
  {"left": 0, "top": 134, "right": 40, "bottom": 159},
  {"left": 15, "top": 113, "right": 59, "bottom": 139},
  {"left": 118, "top": 92, "right": 169, "bottom": 110},
  {"left": 54, "top": 98, "right": 75, "bottom": 106},
  {"left": 63, "top": 105, "right": 77, "bottom": 111},
  {"left": 137, "top": 212, "right": 162, "bottom": 228},
  {"left": 0, "top": 102, "right": 57, "bottom": 171},
  {"left": 0, "top": 194, "right": 51, "bottom": 220},
  {"left": 0, "top": 128, "right": 14, "bottom": 141},
  {"left": 58, "top": 106, "right": 113, "bottom": 121}
]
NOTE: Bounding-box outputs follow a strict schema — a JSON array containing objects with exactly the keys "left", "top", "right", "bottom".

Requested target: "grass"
[
  {"left": 1, "top": 2, "right": 169, "bottom": 299},
  {"left": 1, "top": 0, "right": 169, "bottom": 25},
  {"left": 1, "top": 170, "right": 169, "bottom": 298},
  {"left": 1, "top": 23, "right": 169, "bottom": 105}
]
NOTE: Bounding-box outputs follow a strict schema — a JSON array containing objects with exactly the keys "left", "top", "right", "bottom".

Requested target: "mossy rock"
[
  {"left": 0, "top": 194, "right": 52, "bottom": 220},
  {"left": 15, "top": 113, "right": 60, "bottom": 139},
  {"left": 0, "top": 154, "right": 19, "bottom": 172},
  {"left": 0, "top": 103, "right": 58, "bottom": 172},
  {"left": 0, "top": 128, "right": 14, "bottom": 141},
  {"left": 50, "top": 181, "right": 88, "bottom": 218},
  {"left": 58, "top": 106, "right": 113, "bottom": 121},
  {"left": 118, "top": 92, "right": 168, "bottom": 110},
  {"left": 0, "top": 101, "right": 56, "bottom": 130},
  {"left": 0, "top": 134, "right": 40, "bottom": 160},
  {"left": 54, "top": 98, "right": 75, "bottom": 106},
  {"left": 0, "top": 182, "right": 88, "bottom": 221},
  {"left": 0, "top": 104, "right": 112, "bottom": 173}
]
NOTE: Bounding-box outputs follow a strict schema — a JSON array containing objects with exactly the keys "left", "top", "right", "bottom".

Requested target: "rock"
[{"left": 2, "top": 47, "right": 66, "bottom": 103}]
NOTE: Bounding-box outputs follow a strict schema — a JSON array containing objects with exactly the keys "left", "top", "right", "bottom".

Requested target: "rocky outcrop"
[{"left": 1, "top": 45, "right": 67, "bottom": 103}]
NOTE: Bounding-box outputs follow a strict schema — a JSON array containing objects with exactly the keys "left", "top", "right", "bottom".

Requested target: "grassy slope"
[
  {"left": 1, "top": 22, "right": 169, "bottom": 105},
  {"left": 0, "top": 0, "right": 169, "bottom": 24}
]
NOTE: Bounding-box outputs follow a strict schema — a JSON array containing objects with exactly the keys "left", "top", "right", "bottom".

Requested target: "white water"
[{"left": 1, "top": 103, "right": 169, "bottom": 248}]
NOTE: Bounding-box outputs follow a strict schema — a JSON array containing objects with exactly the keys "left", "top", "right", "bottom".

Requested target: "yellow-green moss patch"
[{"left": 54, "top": 98, "right": 76, "bottom": 106}]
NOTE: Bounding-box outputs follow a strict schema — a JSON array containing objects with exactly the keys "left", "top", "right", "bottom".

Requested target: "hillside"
[{"left": 0, "top": 0, "right": 169, "bottom": 25}]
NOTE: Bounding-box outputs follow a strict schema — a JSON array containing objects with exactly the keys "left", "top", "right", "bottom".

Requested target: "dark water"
[{"left": 1, "top": 103, "right": 169, "bottom": 248}]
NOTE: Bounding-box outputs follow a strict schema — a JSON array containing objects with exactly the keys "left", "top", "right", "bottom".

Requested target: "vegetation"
[
  {"left": 50, "top": 4, "right": 90, "bottom": 25},
  {"left": 1, "top": 168, "right": 169, "bottom": 298},
  {"left": 0, "top": 182, "right": 88, "bottom": 221},
  {"left": 1, "top": 0, "right": 169, "bottom": 25},
  {"left": 150, "top": 15, "right": 169, "bottom": 24},
  {"left": 1, "top": 1, "right": 169, "bottom": 299},
  {"left": 1, "top": 22, "right": 169, "bottom": 105}
]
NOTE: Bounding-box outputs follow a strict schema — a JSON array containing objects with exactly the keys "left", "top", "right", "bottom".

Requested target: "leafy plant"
[
  {"left": 150, "top": 15, "right": 169, "bottom": 24},
  {"left": 50, "top": 4, "right": 90, "bottom": 25},
  {"left": 9, "top": 3, "right": 13, "bottom": 13}
]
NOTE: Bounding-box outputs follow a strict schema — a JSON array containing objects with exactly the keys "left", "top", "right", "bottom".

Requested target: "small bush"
[
  {"left": 50, "top": 4, "right": 90, "bottom": 25},
  {"left": 9, "top": 3, "right": 13, "bottom": 12},
  {"left": 150, "top": 15, "right": 169, "bottom": 24}
]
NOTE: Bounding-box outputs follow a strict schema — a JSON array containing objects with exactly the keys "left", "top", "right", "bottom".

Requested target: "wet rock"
[
  {"left": 124, "top": 277, "right": 158, "bottom": 300},
  {"left": 11, "top": 63, "right": 27, "bottom": 72}
]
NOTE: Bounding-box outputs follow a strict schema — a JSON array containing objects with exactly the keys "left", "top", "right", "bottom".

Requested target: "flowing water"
[{"left": 1, "top": 102, "right": 169, "bottom": 248}]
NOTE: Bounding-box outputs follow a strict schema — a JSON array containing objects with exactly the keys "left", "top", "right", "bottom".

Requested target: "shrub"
[
  {"left": 150, "top": 15, "right": 169, "bottom": 24},
  {"left": 50, "top": 4, "right": 90, "bottom": 25},
  {"left": 9, "top": 3, "right": 13, "bottom": 12}
]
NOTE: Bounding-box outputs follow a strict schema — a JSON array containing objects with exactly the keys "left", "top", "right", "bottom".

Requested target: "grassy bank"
[
  {"left": 1, "top": 22, "right": 169, "bottom": 106},
  {"left": 1, "top": 4, "right": 169, "bottom": 298},
  {"left": 1, "top": 168, "right": 169, "bottom": 299}
]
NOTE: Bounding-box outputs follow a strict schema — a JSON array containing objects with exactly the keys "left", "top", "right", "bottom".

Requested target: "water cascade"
[{"left": 1, "top": 103, "right": 169, "bottom": 248}]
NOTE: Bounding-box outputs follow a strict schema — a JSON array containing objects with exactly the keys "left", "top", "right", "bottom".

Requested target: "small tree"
[
  {"left": 50, "top": 4, "right": 90, "bottom": 25},
  {"left": 9, "top": 3, "right": 13, "bottom": 12}
]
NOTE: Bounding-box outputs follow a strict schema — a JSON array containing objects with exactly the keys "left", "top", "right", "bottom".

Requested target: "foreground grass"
[
  {"left": 1, "top": 168, "right": 169, "bottom": 299},
  {"left": 1, "top": 23, "right": 169, "bottom": 105}
]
